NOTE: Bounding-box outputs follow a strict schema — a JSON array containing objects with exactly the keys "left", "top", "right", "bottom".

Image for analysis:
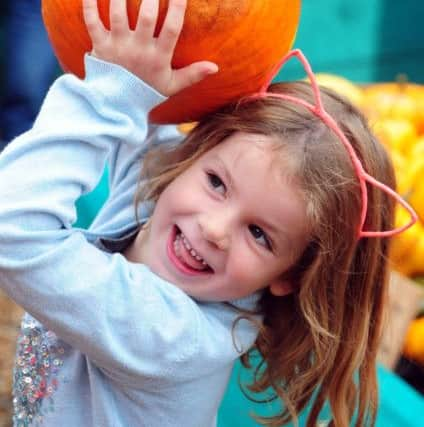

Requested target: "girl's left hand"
[{"left": 82, "top": 0, "right": 218, "bottom": 96}]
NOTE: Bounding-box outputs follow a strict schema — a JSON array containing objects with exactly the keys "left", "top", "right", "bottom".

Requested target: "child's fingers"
[
  {"left": 156, "top": 0, "right": 187, "bottom": 60},
  {"left": 135, "top": 0, "right": 159, "bottom": 41},
  {"left": 171, "top": 61, "right": 218, "bottom": 94},
  {"left": 109, "top": 0, "right": 129, "bottom": 34},
  {"left": 82, "top": 0, "right": 106, "bottom": 43}
]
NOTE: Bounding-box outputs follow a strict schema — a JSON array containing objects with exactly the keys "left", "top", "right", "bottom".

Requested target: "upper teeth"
[{"left": 180, "top": 233, "right": 207, "bottom": 265}]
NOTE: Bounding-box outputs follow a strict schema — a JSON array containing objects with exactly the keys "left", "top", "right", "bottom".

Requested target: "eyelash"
[
  {"left": 206, "top": 172, "right": 272, "bottom": 251},
  {"left": 249, "top": 225, "right": 272, "bottom": 250},
  {"left": 206, "top": 172, "right": 226, "bottom": 194}
]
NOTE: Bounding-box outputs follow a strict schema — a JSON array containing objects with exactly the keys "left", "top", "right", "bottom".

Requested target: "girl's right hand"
[{"left": 82, "top": 0, "right": 218, "bottom": 97}]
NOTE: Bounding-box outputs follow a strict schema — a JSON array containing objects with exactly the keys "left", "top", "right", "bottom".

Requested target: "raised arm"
[
  {"left": 0, "top": 0, "right": 225, "bottom": 386},
  {"left": 81, "top": 0, "right": 219, "bottom": 235}
]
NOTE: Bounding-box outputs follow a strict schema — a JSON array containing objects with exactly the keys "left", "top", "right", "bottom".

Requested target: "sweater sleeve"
[
  {"left": 0, "top": 56, "right": 255, "bottom": 389},
  {"left": 83, "top": 58, "right": 183, "bottom": 237}
]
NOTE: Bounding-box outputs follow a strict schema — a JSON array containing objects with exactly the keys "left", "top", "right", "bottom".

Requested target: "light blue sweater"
[{"left": 0, "top": 56, "right": 260, "bottom": 427}]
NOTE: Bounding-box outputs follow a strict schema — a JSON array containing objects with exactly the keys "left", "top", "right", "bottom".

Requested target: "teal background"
[
  {"left": 218, "top": 361, "right": 424, "bottom": 427},
  {"left": 277, "top": 0, "right": 424, "bottom": 84}
]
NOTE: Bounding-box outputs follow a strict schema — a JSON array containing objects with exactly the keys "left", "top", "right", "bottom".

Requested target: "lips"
[{"left": 167, "top": 226, "right": 212, "bottom": 276}]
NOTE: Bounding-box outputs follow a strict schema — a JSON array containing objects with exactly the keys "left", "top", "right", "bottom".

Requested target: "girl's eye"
[
  {"left": 207, "top": 172, "right": 226, "bottom": 195},
  {"left": 248, "top": 224, "right": 272, "bottom": 250}
]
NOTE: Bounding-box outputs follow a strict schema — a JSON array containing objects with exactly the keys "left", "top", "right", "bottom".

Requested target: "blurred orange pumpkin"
[
  {"left": 362, "top": 82, "right": 424, "bottom": 134},
  {"left": 372, "top": 117, "right": 417, "bottom": 154},
  {"left": 403, "top": 317, "right": 424, "bottom": 365},
  {"left": 41, "top": 0, "right": 301, "bottom": 124}
]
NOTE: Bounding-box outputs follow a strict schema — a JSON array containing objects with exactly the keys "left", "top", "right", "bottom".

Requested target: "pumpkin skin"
[{"left": 41, "top": 0, "right": 301, "bottom": 124}]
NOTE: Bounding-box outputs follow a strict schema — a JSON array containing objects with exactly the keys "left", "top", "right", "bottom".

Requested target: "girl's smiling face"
[{"left": 127, "top": 132, "right": 310, "bottom": 302}]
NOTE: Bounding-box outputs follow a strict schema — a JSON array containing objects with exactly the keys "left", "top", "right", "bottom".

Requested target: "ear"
[{"left": 269, "top": 278, "right": 294, "bottom": 297}]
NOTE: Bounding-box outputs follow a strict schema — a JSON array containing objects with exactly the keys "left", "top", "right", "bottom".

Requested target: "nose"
[{"left": 198, "top": 212, "right": 232, "bottom": 251}]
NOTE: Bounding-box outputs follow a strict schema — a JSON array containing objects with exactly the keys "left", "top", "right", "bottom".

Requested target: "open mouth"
[{"left": 167, "top": 226, "right": 213, "bottom": 276}]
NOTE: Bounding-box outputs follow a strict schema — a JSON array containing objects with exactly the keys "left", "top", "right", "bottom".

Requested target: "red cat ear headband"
[{"left": 248, "top": 49, "right": 418, "bottom": 238}]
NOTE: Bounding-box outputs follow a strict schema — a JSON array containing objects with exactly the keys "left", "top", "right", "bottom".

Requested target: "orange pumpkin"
[
  {"left": 41, "top": 0, "right": 301, "bottom": 124},
  {"left": 362, "top": 82, "right": 424, "bottom": 134}
]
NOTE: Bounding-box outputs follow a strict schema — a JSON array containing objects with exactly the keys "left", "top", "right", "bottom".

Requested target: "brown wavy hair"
[{"left": 135, "top": 82, "right": 395, "bottom": 427}]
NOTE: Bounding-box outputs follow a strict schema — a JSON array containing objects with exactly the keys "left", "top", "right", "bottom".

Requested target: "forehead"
[{"left": 204, "top": 132, "right": 296, "bottom": 183}]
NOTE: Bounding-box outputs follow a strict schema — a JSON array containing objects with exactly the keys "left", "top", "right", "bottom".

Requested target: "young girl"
[{"left": 0, "top": 0, "right": 416, "bottom": 426}]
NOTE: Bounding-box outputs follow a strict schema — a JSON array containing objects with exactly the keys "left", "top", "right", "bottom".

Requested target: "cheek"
[
  {"left": 226, "top": 247, "right": 270, "bottom": 287},
  {"left": 165, "top": 173, "right": 204, "bottom": 206},
  {"left": 226, "top": 244, "right": 290, "bottom": 290},
  {"left": 156, "top": 179, "right": 188, "bottom": 213}
]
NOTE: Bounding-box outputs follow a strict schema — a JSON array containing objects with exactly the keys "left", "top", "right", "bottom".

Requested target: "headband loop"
[{"left": 253, "top": 49, "right": 418, "bottom": 238}]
